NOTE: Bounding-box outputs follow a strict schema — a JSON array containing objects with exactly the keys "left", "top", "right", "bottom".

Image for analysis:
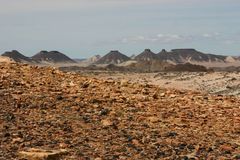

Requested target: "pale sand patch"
[
  {"left": 0, "top": 56, "right": 14, "bottom": 63},
  {"left": 88, "top": 72, "right": 240, "bottom": 95}
]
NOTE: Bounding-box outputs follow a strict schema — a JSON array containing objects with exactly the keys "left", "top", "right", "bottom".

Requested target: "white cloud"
[
  {"left": 120, "top": 32, "right": 234, "bottom": 44},
  {"left": 202, "top": 33, "right": 212, "bottom": 38},
  {"left": 157, "top": 34, "right": 184, "bottom": 42},
  {"left": 202, "top": 32, "right": 220, "bottom": 38},
  {"left": 121, "top": 36, "right": 146, "bottom": 44},
  {"left": 200, "top": 32, "right": 240, "bottom": 45},
  {"left": 122, "top": 34, "right": 190, "bottom": 44}
]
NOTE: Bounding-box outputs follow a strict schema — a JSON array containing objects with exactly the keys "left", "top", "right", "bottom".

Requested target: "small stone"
[
  {"left": 5, "top": 113, "right": 15, "bottom": 121},
  {"left": 233, "top": 154, "right": 240, "bottom": 159},
  {"left": 59, "top": 143, "right": 68, "bottom": 148},
  {"left": 165, "top": 132, "right": 178, "bottom": 137},
  {"left": 152, "top": 92, "right": 158, "bottom": 99},
  {"left": 132, "top": 139, "right": 140, "bottom": 146},
  {"left": 82, "top": 116, "right": 91, "bottom": 123},
  {"left": 147, "top": 117, "right": 159, "bottom": 123},
  {"left": 82, "top": 81, "right": 90, "bottom": 88},
  {"left": 69, "top": 81, "right": 75, "bottom": 86},
  {"left": 141, "top": 88, "right": 149, "bottom": 95},
  {"left": 120, "top": 80, "right": 129, "bottom": 87},
  {"left": 12, "top": 137, "right": 23, "bottom": 144},
  {"left": 160, "top": 93, "right": 165, "bottom": 97},
  {"left": 220, "top": 145, "right": 233, "bottom": 153},
  {"left": 4, "top": 132, "right": 10, "bottom": 137},
  {"left": 169, "top": 94, "right": 176, "bottom": 98},
  {"left": 56, "top": 95, "right": 63, "bottom": 100},
  {"left": 99, "top": 108, "right": 110, "bottom": 116},
  {"left": 101, "top": 119, "right": 113, "bottom": 127}
]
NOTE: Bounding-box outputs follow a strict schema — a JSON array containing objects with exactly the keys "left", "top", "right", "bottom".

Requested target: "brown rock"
[
  {"left": 147, "top": 116, "right": 159, "bottom": 123},
  {"left": 169, "top": 94, "right": 176, "bottom": 98},
  {"left": 160, "top": 93, "right": 165, "bottom": 97},
  {"left": 220, "top": 145, "right": 233, "bottom": 153},
  {"left": 12, "top": 137, "right": 23, "bottom": 144},
  {"left": 120, "top": 80, "right": 129, "bottom": 87},
  {"left": 101, "top": 119, "right": 113, "bottom": 127}
]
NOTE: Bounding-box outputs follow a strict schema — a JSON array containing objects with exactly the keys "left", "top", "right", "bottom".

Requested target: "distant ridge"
[
  {"left": 32, "top": 51, "right": 76, "bottom": 63},
  {"left": 1, "top": 50, "right": 33, "bottom": 63},
  {"left": 158, "top": 49, "right": 227, "bottom": 64},
  {"left": 1, "top": 48, "right": 240, "bottom": 69},
  {"left": 96, "top": 50, "right": 130, "bottom": 64},
  {"left": 134, "top": 49, "right": 158, "bottom": 61}
]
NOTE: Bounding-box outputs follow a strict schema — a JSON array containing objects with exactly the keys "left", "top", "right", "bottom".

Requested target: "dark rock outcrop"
[
  {"left": 166, "top": 63, "right": 208, "bottom": 72},
  {"left": 127, "top": 59, "right": 173, "bottom": 72}
]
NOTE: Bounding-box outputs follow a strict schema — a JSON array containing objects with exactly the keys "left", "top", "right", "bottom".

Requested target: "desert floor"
[{"left": 1, "top": 63, "right": 240, "bottom": 159}]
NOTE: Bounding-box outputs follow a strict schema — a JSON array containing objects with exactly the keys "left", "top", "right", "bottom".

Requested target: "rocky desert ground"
[{"left": 1, "top": 62, "right": 240, "bottom": 159}]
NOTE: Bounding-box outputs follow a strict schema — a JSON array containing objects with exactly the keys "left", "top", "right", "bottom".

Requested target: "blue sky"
[{"left": 0, "top": 0, "right": 239, "bottom": 58}]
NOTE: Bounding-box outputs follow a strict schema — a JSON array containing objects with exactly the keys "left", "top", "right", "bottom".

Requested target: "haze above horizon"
[{"left": 0, "top": 0, "right": 239, "bottom": 58}]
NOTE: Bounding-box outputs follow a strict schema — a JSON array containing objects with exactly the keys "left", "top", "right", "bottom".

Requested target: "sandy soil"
[
  {"left": 0, "top": 56, "right": 14, "bottom": 63},
  {"left": 85, "top": 71, "right": 240, "bottom": 96}
]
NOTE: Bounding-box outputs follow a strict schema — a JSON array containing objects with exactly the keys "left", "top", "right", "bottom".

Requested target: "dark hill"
[
  {"left": 134, "top": 49, "right": 158, "bottom": 61},
  {"left": 32, "top": 51, "right": 76, "bottom": 63},
  {"left": 96, "top": 50, "right": 130, "bottom": 64},
  {"left": 1, "top": 50, "right": 32, "bottom": 63}
]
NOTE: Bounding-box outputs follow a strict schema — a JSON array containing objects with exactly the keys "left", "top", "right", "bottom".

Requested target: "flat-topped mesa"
[
  {"left": 110, "top": 50, "right": 120, "bottom": 53},
  {"left": 158, "top": 49, "right": 168, "bottom": 56},
  {"left": 134, "top": 49, "right": 158, "bottom": 61},
  {"left": 171, "top": 48, "right": 197, "bottom": 52},
  {"left": 157, "top": 48, "right": 227, "bottom": 64},
  {"left": 38, "top": 50, "right": 48, "bottom": 55},
  {"left": 161, "top": 49, "right": 167, "bottom": 53},
  {"left": 50, "top": 51, "right": 61, "bottom": 54},
  {"left": 11, "top": 50, "right": 19, "bottom": 53},
  {"left": 144, "top": 49, "right": 152, "bottom": 52}
]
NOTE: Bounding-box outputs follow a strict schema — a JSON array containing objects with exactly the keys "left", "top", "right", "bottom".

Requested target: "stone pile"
[{"left": 0, "top": 62, "right": 240, "bottom": 159}]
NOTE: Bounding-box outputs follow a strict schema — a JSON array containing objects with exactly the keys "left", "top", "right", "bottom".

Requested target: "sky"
[{"left": 0, "top": 0, "right": 240, "bottom": 58}]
